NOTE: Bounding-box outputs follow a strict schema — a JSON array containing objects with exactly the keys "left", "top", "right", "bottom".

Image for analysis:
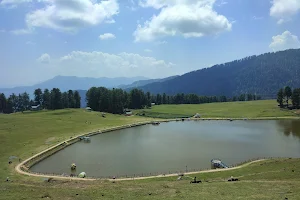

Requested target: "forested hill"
[
  {"left": 139, "top": 49, "right": 300, "bottom": 97},
  {"left": 118, "top": 75, "right": 179, "bottom": 89}
]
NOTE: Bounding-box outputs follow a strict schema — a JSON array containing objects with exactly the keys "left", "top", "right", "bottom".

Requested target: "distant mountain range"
[
  {"left": 138, "top": 49, "right": 300, "bottom": 98},
  {"left": 2, "top": 49, "right": 300, "bottom": 107},
  {"left": 0, "top": 75, "right": 178, "bottom": 108},
  {"left": 0, "top": 76, "right": 149, "bottom": 98}
]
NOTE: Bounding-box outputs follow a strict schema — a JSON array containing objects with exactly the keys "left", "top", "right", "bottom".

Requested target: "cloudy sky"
[{"left": 0, "top": 0, "right": 300, "bottom": 87}]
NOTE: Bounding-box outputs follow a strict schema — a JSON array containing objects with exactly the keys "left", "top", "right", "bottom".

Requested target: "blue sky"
[{"left": 0, "top": 0, "right": 300, "bottom": 88}]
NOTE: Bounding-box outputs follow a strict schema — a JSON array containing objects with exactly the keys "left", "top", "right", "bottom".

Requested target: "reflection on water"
[
  {"left": 30, "top": 120, "right": 300, "bottom": 178},
  {"left": 276, "top": 120, "right": 300, "bottom": 139}
]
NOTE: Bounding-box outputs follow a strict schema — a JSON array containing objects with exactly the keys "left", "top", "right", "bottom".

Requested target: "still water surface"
[{"left": 31, "top": 120, "right": 300, "bottom": 177}]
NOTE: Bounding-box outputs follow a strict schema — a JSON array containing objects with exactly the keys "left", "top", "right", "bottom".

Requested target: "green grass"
[
  {"left": 0, "top": 109, "right": 151, "bottom": 181},
  {"left": 2, "top": 159, "right": 300, "bottom": 199},
  {"left": 0, "top": 102, "right": 300, "bottom": 199},
  {"left": 136, "top": 100, "right": 299, "bottom": 119}
]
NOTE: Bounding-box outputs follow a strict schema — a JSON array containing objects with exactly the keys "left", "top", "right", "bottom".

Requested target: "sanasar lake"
[{"left": 30, "top": 120, "right": 300, "bottom": 178}]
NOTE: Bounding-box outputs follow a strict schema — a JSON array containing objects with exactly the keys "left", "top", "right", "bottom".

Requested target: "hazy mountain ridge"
[{"left": 0, "top": 76, "right": 149, "bottom": 97}]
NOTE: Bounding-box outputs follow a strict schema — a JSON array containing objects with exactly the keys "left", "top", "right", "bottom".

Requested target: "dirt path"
[{"left": 15, "top": 159, "right": 266, "bottom": 182}]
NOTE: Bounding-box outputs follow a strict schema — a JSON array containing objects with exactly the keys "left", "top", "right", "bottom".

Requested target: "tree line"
[
  {"left": 152, "top": 93, "right": 261, "bottom": 105},
  {"left": 0, "top": 88, "right": 81, "bottom": 114},
  {"left": 86, "top": 87, "right": 261, "bottom": 114},
  {"left": 277, "top": 86, "right": 300, "bottom": 109}
]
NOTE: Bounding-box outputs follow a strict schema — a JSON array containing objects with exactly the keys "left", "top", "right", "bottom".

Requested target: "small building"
[
  {"left": 85, "top": 107, "right": 92, "bottom": 112},
  {"left": 151, "top": 103, "right": 155, "bottom": 106},
  {"left": 31, "top": 105, "right": 41, "bottom": 111},
  {"left": 124, "top": 109, "right": 132, "bottom": 116}
]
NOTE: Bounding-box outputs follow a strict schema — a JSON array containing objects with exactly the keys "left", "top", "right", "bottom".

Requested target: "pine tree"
[
  {"left": 0, "top": 93, "right": 6, "bottom": 113},
  {"left": 43, "top": 89, "right": 50, "bottom": 109},
  {"left": 50, "top": 88, "right": 62, "bottom": 110},
  {"left": 68, "top": 90, "right": 75, "bottom": 108},
  {"left": 74, "top": 91, "right": 81, "bottom": 108},
  {"left": 62, "top": 92, "right": 69, "bottom": 108},
  {"left": 284, "top": 86, "right": 292, "bottom": 106},
  {"left": 34, "top": 88, "right": 43, "bottom": 106},
  {"left": 292, "top": 88, "right": 300, "bottom": 108},
  {"left": 277, "top": 88, "right": 284, "bottom": 107}
]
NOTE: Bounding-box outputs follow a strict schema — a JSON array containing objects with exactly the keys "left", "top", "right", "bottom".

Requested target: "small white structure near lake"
[
  {"left": 85, "top": 107, "right": 92, "bottom": 112},
  {"left": 124, "top": 109, "right": 132, "bottom": 116},
  {"left": 78, "top": 172, "right": 86, "bottom": 178},
  {"left": 31, "top": 105, "right": 41, "bottom": 111},
  {"left": 194, "top": 113, "right": 201, "bottom": 118}
]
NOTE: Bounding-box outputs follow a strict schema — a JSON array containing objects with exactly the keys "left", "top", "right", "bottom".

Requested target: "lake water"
[{"left": 30, "top": 120, "right": 300, "bottom": 178}]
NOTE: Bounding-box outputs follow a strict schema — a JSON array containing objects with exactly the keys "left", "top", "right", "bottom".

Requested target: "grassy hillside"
[
  {"left": 0, "top": 103, "right": 300, "bottom": 199},
  {"left": 0, "top": 109, "right": 150, "bottom": 181},
  {"left": 136, "top": 100, "right": 299, "bottom": 119}
]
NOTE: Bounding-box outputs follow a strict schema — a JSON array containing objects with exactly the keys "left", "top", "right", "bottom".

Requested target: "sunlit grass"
[
  {"left": 0, "top": 103, "right": 299, "bottom": 199},
  {"left": 135, "top": 100, "right": 298, "bottom": 118}
]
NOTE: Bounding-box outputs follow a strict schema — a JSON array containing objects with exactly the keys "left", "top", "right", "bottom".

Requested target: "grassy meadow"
[
  {"left": 136, "top": 100, "right": 299, "bottom": 119},
  {"left": 0, "top": 100, "right": 300, "bottom": 199}
]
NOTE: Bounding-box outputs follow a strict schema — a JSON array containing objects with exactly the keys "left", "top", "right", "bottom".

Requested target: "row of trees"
[
  {"left": 152, "top": 93, "right": 261, "bottom": 105},
  {"left": 86, "top": 87, "right": 149, "bottom": 114},
  {"left": 0, "top": 88, "right": 81, "bottom": 114},
  {"left": 86, "top": 87, "right": 261, "bottom": 114},
  {"left": 0, "top": 92, "right": 30, "bottom": 113},
  {"left": 33, "top": 88, "right": 81, "bottom": 110},
  {"left": 277, "top": 86, "right": 300, "bottom": 108}
]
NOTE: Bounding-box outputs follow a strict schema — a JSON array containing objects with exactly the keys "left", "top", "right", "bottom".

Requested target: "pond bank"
[
  {"left": 15, "top": 117, "right": 300, "bottom": 180},
  {"left": 16, "top": 157, "right": 267, "bottom": 181}
]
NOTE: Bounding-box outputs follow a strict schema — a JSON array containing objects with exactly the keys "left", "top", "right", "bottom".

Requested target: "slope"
[
  {"left": 139, "top": 49, "right": 300, "bottom": 97},
  {"left": 119, "top": 75, "right": 179, "bottom": 89}
]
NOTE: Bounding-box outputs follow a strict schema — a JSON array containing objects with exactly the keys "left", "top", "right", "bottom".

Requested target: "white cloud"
[
  {"left": 105, "top": 19, "right": 116, "bottom": 24},
  {"left": 127, "top": 0, "right": 138, "bottom": 11},
  {"left": 0, "top": 0, "right": 32, "bottom": 6},
  {"left": 277, "top": 19, "right": 285, "bottom": 24},
  {"left": 216, "top": 0, "right": 227, "bottom": 7},
  {"left": 99, "top": 33, "right": 116, "bottom": 40},
  {"left": 144, "top": 49, "right": 152, "bottom": 52},
  {"left": 58, "top": 51, "right": 175, "bottom": 78},
  {"left": 10, "top": 28, "right": 32, "bottom": 35},
  {"left": 253, "top": 16, "right": 263, "bottom": 20},
  {"left": 37, "top": 53, "right": 51, "bottom": 63},
  {"left": 24, "top": 0, "right": 119, "bottom": 32},
  {"left": 270, "top": 0, "right": 300, "bottom": 24},
  {"left": 135, "top": 0, "right": 232, "bottom": 42},
  {"left": 26, "top": 41, "right": 35, "bottom": 45},
  {"left": 155, "top": 40, "right": 167, "bottom": 45},
  {"left": 269, "top": 31, "right": 300, "bottom": 51}
]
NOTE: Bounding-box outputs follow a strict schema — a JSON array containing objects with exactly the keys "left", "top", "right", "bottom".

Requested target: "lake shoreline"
[
  {"left": 15, "top": 116, "right": 299, "bottom": 180},
  {"left": 16, "top": 157, "right": 268, "bottom": 181}
]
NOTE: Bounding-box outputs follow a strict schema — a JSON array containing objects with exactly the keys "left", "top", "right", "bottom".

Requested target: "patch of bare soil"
[{"left": 45, "top": 137, "right": 56, "bottom": 144}]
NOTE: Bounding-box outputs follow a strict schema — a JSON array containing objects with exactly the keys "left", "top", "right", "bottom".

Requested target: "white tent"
[{"left": 78, "top": 172, "right": 86, "bottom": 178}]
